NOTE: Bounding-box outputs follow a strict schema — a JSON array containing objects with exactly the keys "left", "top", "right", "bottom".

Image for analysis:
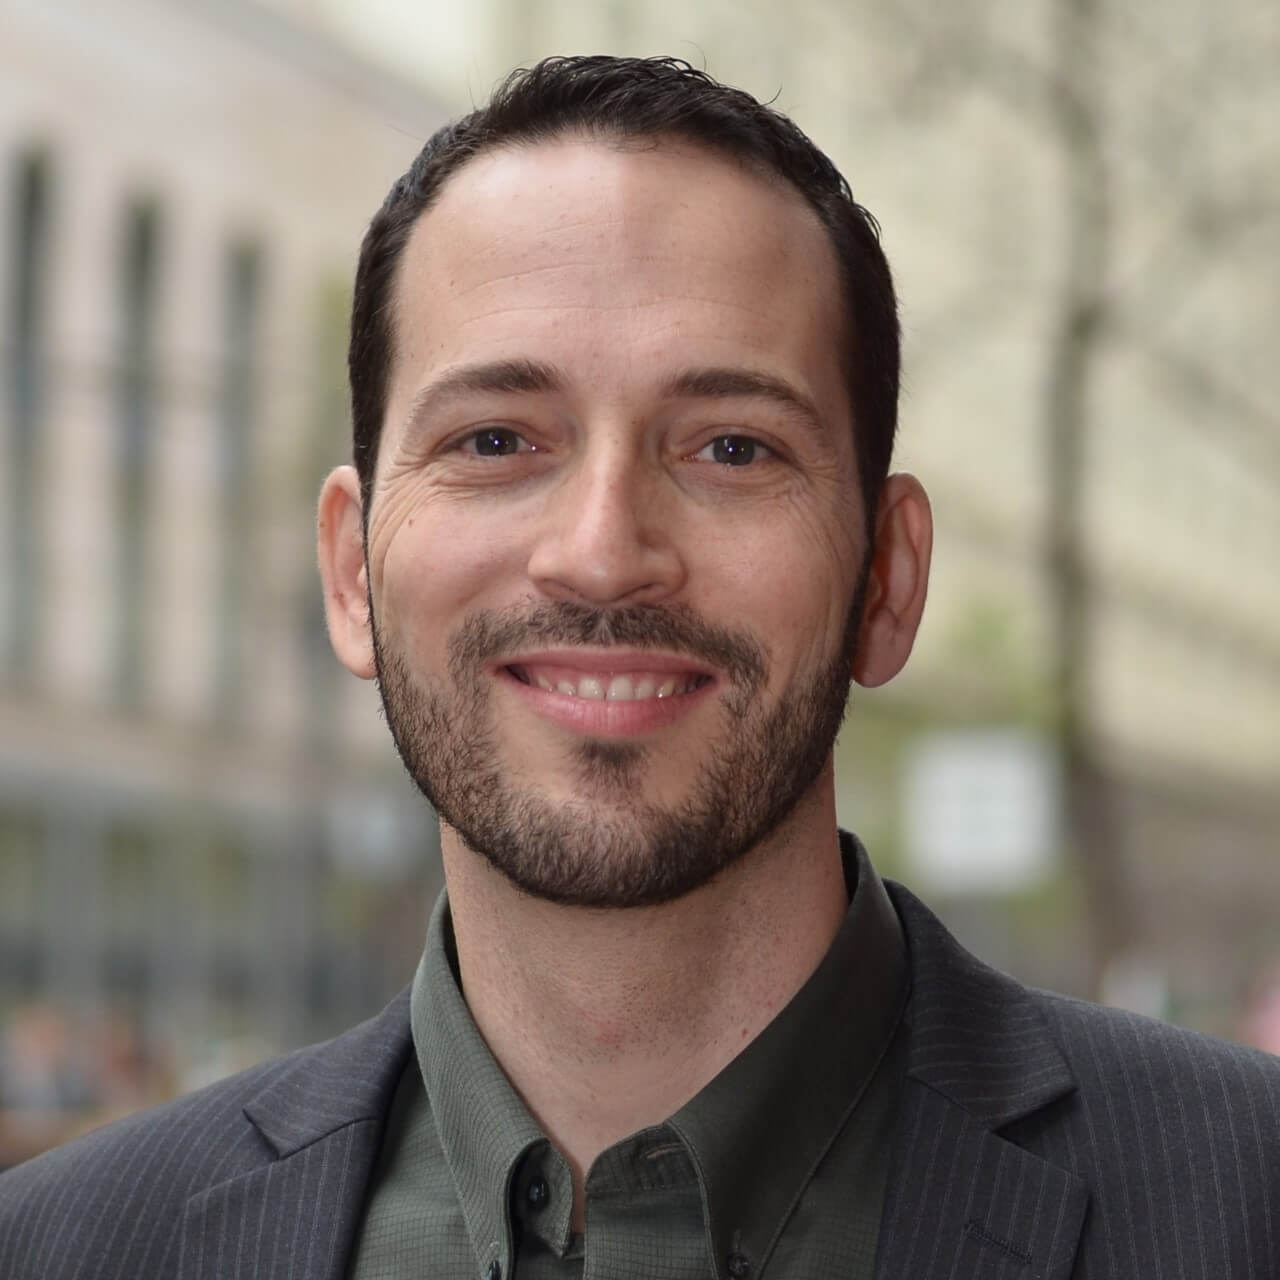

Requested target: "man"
[{"left": 1, "top": 55, "right": 1276, "bottom": 1280}]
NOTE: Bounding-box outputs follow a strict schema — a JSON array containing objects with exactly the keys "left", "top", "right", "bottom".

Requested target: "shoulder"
[
  {"left": 889, "top": 874, "right": 1280, "bottom": 1114},
  {"left": 1038, "top": 980, "right": 1280, "bottom": 1083},
  {"left": 1020, "top": 987, "right": 1280, "bottom": 1275},
  {"left": 888, "top": 877, "right": 1280, "bottom": 1272},
  {"left": 0, "top": 1047, "right": 300, "bottom": 1278},
  {"left": 1031, "top": 983, "right": 1280, "bottom": 1146},
  {"left": 0, "top": 990, "right": 411, "bottom": 1280}
]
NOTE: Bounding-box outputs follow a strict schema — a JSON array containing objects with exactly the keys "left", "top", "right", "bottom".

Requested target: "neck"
[{"left": 441, "top": 773, "right": 848, "bottom": 1226}]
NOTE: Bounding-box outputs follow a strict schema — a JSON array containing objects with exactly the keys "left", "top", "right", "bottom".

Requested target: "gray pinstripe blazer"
[{"left": 2, "top": 883, "right": 1277, "bottom": 1279}]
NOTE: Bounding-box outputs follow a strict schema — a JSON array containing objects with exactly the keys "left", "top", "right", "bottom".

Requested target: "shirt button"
[
  {"left": 526, "top": 1175, "right": 550, "bottom": 1210},
  {"left": 484, "top": 1262, "right": 502, "bottom": 1280},
  {"left": 727, "top": 1252, "right": 751, "bottom": 1278}
]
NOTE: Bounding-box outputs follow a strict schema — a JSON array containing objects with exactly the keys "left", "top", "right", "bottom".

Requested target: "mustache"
[{"left": 448, "top": 600, "right": 769, "bottom": 689}]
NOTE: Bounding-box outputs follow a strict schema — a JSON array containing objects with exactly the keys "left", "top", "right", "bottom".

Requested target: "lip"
[{"left": 494, "top": 648, "right": 718, "bottom": 737}]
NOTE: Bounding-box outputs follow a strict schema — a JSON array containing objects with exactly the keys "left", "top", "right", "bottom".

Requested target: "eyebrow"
[
  {"left": 403, "top": 358, "right": 564, "bottom": 437},
  {"left": 660, "top": 366, "right": 829, "bottom": 441},
  {"left": 402, "top": 359, "right": 828, "bottom": 441}
]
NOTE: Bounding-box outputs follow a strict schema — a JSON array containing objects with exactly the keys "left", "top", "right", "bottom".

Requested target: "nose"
[{"left": 526, "top": 447, "right": 687, "bottom": 606}]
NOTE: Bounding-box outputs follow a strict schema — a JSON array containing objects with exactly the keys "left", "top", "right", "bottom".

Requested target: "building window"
[
  {"left": 114, "top": 199, "right": 162, "bottom": 707},
  {"left": 4, "top": 149, "right": 54, "bottom": 680},
  {"left": 214, "top": 239, "right": 264, "bottom": 721}
]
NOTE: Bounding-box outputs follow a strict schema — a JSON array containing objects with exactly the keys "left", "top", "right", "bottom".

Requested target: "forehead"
[{"left": 387, "top": 136, "right": 848, "bottom": 421}]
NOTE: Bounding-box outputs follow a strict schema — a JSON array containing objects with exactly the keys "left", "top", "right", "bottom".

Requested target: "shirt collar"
[
  {"left": 412, "top": 832, "right": 908, "bottom": 1276},
  {"left": 411, "top": 898, "right": 546, "bottom": 1277},
  {"left": 668, "top": 832, "right": 908, "bottom": 1275}
]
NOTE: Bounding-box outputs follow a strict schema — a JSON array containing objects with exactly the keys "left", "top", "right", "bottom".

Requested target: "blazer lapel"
[
  {"left": 876, "top": 886, "right": 1090, "bottom": 1280},
  {"left": 177, "top": 886, "right": 1091, "bottom": 1279},
  {"left": 179, "top": 990, "right": 412, "bottom": 1280},
  {"left": 875, "top": 1079, "right": 1088, "bottom": 1279}
]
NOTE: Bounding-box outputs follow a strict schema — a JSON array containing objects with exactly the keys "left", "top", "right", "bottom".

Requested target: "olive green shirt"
[{"left": 348, "top": 836, "right": 908, "bottom": 1280}]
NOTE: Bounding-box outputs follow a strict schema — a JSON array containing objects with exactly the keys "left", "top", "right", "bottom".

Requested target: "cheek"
[
  {"left": 372, "top": 493, "right": 529, "bottom": 647},
  {"left": 698, "top": 500, "right": 862, "bottom": 667},
  {"left": 793, "top": 497, "right": 864, "bottom": 620}
]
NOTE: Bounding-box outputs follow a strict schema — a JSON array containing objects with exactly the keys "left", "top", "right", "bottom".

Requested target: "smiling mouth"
[{"left": 505, "top": 664, "right": 712, "bottom": 701}]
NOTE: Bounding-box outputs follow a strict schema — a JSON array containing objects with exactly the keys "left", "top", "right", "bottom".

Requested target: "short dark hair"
[{"left": 348, "top": 55, "right": 900, "bottom": 528}]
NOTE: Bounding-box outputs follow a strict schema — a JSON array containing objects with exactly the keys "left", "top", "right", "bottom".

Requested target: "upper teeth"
[{"left": 527, "top": 670, "right": 699, "bottom": 700}]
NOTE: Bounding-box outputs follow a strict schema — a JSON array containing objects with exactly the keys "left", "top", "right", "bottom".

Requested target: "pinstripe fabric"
[
  {"left": 2, "top": 878, "right": 1277, "bottom": 1279},
  {"left": 875, "top": 885, "right": 1280, "bottom": 1280},
  {"left": 0, "top": 992, "right": 412, "bottom": 1280}
]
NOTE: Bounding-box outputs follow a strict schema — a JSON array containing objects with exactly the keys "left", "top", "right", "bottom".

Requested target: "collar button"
[
  {"left": 727, "top": 1251, "right": 751, "bottom": 1278},
  {"left": 526, "top": 1175, "right": 550, "bottom": 1210}
]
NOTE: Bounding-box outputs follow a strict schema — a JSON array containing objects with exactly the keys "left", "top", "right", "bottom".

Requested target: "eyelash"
[
  {"left": 692, "top": 434, "right": 774, "bottom": 467},
  {"left": 449, "top": 428, "right": 773, "bottom": 467},
  {"left": 455, "top": 427, "right": 536, "bottom": 457}
]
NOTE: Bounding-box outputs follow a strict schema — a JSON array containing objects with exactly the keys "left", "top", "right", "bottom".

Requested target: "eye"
[
  {"left": 693, "top": 435, "right": 771, "bottom": 467},
  {"left": 459, "top": 427, "right": 535, "bottom": 457}
]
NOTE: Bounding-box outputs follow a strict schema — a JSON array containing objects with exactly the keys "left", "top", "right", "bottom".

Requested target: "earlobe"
[
  {"left": 316, "top": 465, "right": 377, "bottom": 680},
  {"left": 852, "top": 473, "right": 933, "bottom": 689}
]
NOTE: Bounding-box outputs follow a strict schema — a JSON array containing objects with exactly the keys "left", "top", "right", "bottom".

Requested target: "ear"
[
  {"left": 852, "top": 472, "right": 932, "bottom": 689},
  {"left": 317, "top": 465, "right": 376, "bottom": 680}
]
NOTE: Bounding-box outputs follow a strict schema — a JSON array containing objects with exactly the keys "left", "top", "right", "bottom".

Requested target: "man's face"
[{"left": 358, "top": 138, "right": 869, "bottom": 906}]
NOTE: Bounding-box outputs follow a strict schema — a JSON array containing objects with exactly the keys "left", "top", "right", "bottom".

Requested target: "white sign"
[{"left": 902, "top": 728, "right": 1060, "bottom": 894}]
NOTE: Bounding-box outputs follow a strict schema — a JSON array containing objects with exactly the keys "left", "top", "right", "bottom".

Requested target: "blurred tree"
[{"left": 847, "top": 0, "right": 1280, "bottom": 991}]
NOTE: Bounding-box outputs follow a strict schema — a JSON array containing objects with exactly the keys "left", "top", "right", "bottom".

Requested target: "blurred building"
[{"left": 0, "top": 0, "right": 447, "bottom": 1149}]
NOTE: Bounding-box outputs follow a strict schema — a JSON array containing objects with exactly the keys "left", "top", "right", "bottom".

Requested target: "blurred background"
[{"left": 1, "top": 0, "right": 1277, "bottom": 1167}]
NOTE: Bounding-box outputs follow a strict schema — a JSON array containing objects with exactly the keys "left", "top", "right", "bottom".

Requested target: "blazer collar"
[
  {"left": 876, "top": 882, "right": 1089, "bottom": 1280},
  {"left": 177, "top": 878, "right": 1091, "bottom": 1280},
  {"left": 179, "top": 989, "right": 413, "bottom": 1280},
  {"left": 240, "top": 988, "right": 413, "bottom": 1157},
  {"left": 890, "top": 883, "right": 1077, "bottom": 1127}
]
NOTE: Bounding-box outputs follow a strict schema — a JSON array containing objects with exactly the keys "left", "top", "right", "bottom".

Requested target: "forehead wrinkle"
[{"left": 449, "top": 295, "right": 774, "bottom": 323}]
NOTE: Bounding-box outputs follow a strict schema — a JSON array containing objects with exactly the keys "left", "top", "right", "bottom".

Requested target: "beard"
[{"left": 372, "top": 578, "right": 866, "bottom": 909}]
